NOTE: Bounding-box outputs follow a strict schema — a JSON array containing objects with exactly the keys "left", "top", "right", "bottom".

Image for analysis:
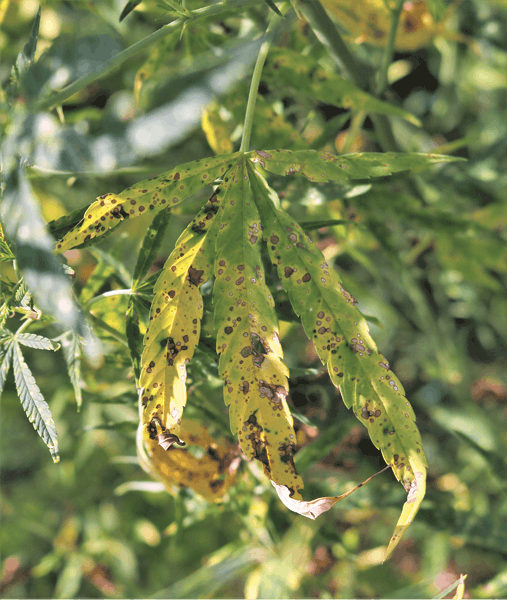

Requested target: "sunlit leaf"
[
  {"left": 249, "top": 164, "right": 427, "bottom": 556},
  {"left": 213, "top": 157, "right": 304, "bottom": 494},
  {"left": 141, "top": 419, "right": 240, "bottom": 501},
  {"left": 12, "top": 341, "right": 60, "bottom": 462},
  {"left": 139, "top": 185, "right": 225, "bottom": 442},
  {"left": 55, "top": 154, "right": 237, "bottom": 254}
]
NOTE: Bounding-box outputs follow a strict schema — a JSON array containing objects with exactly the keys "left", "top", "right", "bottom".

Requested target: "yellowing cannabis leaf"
[
  {"left": 213, "top": 157, "right": 304, "bottom": 495},
  {"left": 248, "top": 161, "right": 427, "bottom": 559},
  {"left": 55, "top": 155, "right": 237, "bottom": 254},
  {"left": 139, "top": 188, "right": 223, "bottom": 445},
  {"left": 140, "top": 419, "right": 240, "bottom": 501}
]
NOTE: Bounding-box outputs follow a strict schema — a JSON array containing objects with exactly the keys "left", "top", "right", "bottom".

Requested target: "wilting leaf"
[
  {"left": 139, "top": 186, "right": 224, "bottom": 443},
  {"left": 55, "top": 154, "right": 238, "bottom": 254},
  {"left": 12, "top": 341, "right": 59, "bottom": 462},
  {"left": 213, "top": 157, "right": 304, "bottom": 495},
  {"left": 273, "top": 465, "right": 389, "bottom": 518},
  {"left": 141, "top": 419, "right": 239, "bottom": 501},
  {"left": 249, "top": 163, "right": 427, "bottom": 556}
]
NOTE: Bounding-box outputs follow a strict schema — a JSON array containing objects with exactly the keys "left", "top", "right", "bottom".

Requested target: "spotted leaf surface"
[
  {"left": 139, "top": 187, "right": 223, "bottom": 445},
  {"left": 249, "top": 164, "right": 427, "bottom": 554},
  {"left": 145, "top": 420, "right": 240, "bottom": 502},
  {"left": 213, "top": 157, "right": 303, "bottom": 496},
  {"left": 55, "top": 154, "right": 238, "bottom": 254},
  {"left": 246, "top": 149, "right": 463, "bottom": 183}
]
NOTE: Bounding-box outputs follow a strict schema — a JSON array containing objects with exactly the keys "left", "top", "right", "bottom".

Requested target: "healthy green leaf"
[
  {"left": 1, "top": 164, "right": 90, "bottom": 341},
  {"left": 0, "top": 221, "right": 15, "bottom": 262},
  {"left": 0, "top": 339, "right": 14, "bottom": 398},
  {"left": 126, "top": 295, "right": 145, "bottom": 384},
  {"left": 14, "top": 6, "right": 41, "bottom": 81},
  {"left": 262, "top": 0, "right": 284, "bottom": 16},
  {"left": 139, "top": 185, "right": 224, "bottom": 444},
  {"left": 247, "top": 149, "right": 464, "bottom": 182},
  {"left": 263, "top": 48, "right": 421, "bottom": 126},
  {"left": 79, "top": 257, "right": 116, "bottom": 306},
  {"left": 119, "top": 0, "right": 142, "bottom": 21},
  {"left": 15, "top": 333, "right": 60, "bottom": 351},
  {"left": 55, "top": 154, "right": 238, "bottom": 254},
  {"left": 132, "top": 209, "right": 172, "bottom": 286},
  {"left": 213, "top": 157, "right": 303, "bottom": 494},
  {"left": 12, "top": 341, "right": 60, "bottom": 462},
  {"left": 60, "top": 331, "right": 83, "bottom": 410},
  {"left": 249, "top": 163, "right": 427, "bottom": 557}
]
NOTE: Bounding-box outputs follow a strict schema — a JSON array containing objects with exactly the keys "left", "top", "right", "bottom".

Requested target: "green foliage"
[{"left": 2, "top": 0, "right": 507, "bottom": 598}]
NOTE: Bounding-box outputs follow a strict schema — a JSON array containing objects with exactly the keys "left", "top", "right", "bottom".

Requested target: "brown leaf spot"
[
  {"left": 188, "top": 266, "right": 204, "bottom": 286},
  {"left": 284, "top": 267, "right": 295, "bottom": 278}
]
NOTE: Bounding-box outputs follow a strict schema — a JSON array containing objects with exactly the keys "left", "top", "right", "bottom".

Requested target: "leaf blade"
[
  {"left": 55, "top": 154, "right": 238, "bottom": 254},
  {"left": 139, "top": 186, "right": 223, "bottom": 443},
  {"left": 60, "top": 331, "right": 83, "bottom": 410},
  {"left": 16, "top": 333, "right": 60, "bottom": 351},
  {"left": 249, "top": 164, "right": 427, "bottom": 552},
  {"left": 0, "top": 339, "right": 13, "bottom": 398},
  {"left": 213, "top": 158, "right": 303, "bottom": 494},
  {"left": 247, "top": 149, "right": 464, "bottom": 182},
  {"left": 12, "top": 341, "right": 60, "bottom": 462}
]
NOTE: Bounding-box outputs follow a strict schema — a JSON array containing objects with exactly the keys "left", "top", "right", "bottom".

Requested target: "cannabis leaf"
[
  {"left": 55, "top": 154, "right": 239, "bottom": 254},
  {"left": 57, "top": 148, "right": 460, "bottom": 555},
  {"left": 12, "top": 340, "right": 60, "bottom": 462}
]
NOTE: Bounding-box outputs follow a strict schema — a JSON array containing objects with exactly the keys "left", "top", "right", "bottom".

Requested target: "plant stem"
[
  {"left": 85, "top": 289, "right": 134, "bottom": 310},
  {"left": 376, "top": 0, "right": 405, "bottom": 96},
  {"left": 240, "top": 2, "right": 289, "bottom": 153},
  {"left": 35, "top": 0, "right": 262, "bottom": 112}
]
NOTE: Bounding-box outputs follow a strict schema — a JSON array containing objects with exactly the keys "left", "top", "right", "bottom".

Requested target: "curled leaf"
[
  {"left": 273, "top": 465, "right": 390, "bottom": 519},
  {"left": 140, "top": 419, "right": 240, "bottom": 501}
]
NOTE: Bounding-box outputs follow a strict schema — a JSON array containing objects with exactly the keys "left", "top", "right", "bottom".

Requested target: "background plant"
[{"left": 1, "top": 0, "right": 507, "bottom": 598}]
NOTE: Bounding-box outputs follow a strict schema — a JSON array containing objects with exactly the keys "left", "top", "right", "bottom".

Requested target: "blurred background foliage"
[{"left": 1, "top": 0, "right": 507, "bottom": 598}]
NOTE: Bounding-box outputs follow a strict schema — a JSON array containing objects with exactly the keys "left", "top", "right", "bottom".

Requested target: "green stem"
[
  {"left": 15, "top": 318, "right": 35, "bottom": 336},
  {"left": 376, "top": 0, "right": 405, "bottom": 96},
  {"left": 35, "top": 0, "right": 262, "bottom": 112},
  {"left": 240, "top": 2, "right": 289, "bottom": 153}
]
